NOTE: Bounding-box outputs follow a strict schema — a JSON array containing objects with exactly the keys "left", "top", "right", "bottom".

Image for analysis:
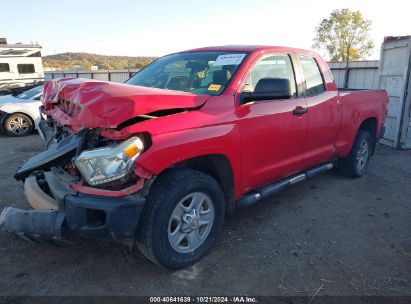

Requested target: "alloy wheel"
[
  {"left": 356, "top": 140, "right": 369, "bottom": 171},
  {"left": 168, "top": 192, "right": 215, "bottom": 253},
  {"left": 8, "top": 116, "right": 30, "bottom": 135}
]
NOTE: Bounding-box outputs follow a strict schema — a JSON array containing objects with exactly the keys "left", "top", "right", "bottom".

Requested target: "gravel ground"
[{"left": 0, "top": 134, "right": 410, "bottom": 297}]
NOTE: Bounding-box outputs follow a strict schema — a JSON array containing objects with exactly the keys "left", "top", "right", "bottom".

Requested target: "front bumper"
[{"left": 0, "top": 168, "right": 146, "bottom": 245}]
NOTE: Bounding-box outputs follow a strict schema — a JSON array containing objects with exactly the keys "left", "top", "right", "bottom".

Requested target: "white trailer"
[{"left": 0, "top": 41, "right": 44, "bottom": 95}]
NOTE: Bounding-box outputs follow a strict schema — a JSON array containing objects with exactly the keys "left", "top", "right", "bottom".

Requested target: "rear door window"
[
  {"left": 245, "top": 54, "right": 297, "bottom": 97},
  {"left": 298, "top": 56, "right": 325, "bottom": 96},
  {"left": 17, "top": 64, "right": 35, "bottom": 74}
]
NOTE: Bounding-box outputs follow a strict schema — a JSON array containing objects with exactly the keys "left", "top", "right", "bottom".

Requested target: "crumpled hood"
[{"left": 43, "top": 78, "right": 209, "bottom": 132}]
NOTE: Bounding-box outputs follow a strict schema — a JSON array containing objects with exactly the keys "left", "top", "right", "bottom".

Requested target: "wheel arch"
[
  {"left": 154, "top": 154, "right": 236, "bottom": 215},
  {"left": 358, "top": 117, "right": 378, "bottom": 154}
]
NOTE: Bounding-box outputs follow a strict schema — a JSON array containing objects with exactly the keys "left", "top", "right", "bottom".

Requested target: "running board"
[{"left": 236, "top": 163, "right": 334, "bottom": 208}]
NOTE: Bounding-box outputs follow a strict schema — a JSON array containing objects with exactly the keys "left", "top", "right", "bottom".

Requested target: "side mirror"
[{"left": 241, "top": 78, "right": 292, "bottom": 103}]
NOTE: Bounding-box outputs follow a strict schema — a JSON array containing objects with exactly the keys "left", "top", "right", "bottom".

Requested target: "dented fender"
[{"left": 134, "top": 123, "right": 243, "bottom": 198}]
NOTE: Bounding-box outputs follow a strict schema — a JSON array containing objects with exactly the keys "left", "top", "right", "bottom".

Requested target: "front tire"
[
  {"left": 136, "top": 169, "right": 225, "bottom": 269},
  {"left": 3, "top": 113, "right": 33, "bottom": 137},
  {"left": 339, "top": 129, "right": 372, "bottom": 177}
]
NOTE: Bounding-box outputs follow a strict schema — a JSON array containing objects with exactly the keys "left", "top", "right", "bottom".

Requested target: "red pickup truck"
[{"left": 0, "top": 46, "right": 388, "bottom": 269}]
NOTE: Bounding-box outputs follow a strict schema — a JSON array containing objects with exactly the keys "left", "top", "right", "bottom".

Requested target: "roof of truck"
[{"left": 181, "top": 45, "right": 316, "bottom": 55}]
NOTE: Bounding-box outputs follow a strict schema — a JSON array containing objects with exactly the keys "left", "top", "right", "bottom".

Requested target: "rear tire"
[
  {"left": 135, "top": 169, "right": 225, "bottom": 269},
  {"left": 339, "top": 129, "right": 372, "bottom": 178},
  {"left": 3, "top": 113, "right": 33, "bottom": 137}
]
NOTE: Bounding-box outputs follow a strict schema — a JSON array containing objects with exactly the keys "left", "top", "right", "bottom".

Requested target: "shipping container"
[{"left": 378, "top": 36, "right": 411, "bottom": 149}]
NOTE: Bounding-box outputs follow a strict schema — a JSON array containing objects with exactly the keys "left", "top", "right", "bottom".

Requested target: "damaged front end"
[
  {"left": 1, "top": 78, "right": 208, "bottom": 246},
  {"left": 1, "top": 129, "right": 150, "bottom": 246}
]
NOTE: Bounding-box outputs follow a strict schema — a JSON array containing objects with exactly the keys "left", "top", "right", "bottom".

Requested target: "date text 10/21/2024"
[{"left": 149, "top": 296, "right": 258, "bottom": 303}]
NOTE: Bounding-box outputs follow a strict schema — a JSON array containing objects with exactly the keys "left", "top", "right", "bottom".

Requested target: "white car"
[{"left": 0, "top": 85, "right": 43, "bottom": 137}]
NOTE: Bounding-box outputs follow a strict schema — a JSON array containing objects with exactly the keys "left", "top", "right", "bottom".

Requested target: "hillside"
[{"left": 43, "top": 52, "right": 157, "bottom": 70}]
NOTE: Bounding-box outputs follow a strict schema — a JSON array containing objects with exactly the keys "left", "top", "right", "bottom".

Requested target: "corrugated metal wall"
[{"left": 328, "top": 61, "right": 380, "bottom": 89}]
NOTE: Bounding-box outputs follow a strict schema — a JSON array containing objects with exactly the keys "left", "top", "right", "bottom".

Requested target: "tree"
[{"left": 313, "top": 9, "right": 374, "bottom": 62}]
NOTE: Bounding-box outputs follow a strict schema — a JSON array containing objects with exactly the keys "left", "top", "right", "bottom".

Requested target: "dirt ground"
[{"left": 0, "top": 134, "right": 410, "bottom": 297}]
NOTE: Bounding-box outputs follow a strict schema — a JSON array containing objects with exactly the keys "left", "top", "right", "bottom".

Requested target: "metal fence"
[
  {"left": 45, "top": 69, "right": 140, "bottom": 83},
  {"left": 46, "top": 63, "right": 381, "bottom": 89},
  {"left": 328, "top": 61, "right": 380, "bottom": 89}
]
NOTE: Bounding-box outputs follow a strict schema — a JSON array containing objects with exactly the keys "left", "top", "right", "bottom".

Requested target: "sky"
[{"left": 1, "top": 0, "right": 410, "bottom": 59}]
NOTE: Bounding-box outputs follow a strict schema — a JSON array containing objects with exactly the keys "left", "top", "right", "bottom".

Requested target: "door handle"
[{"left": 292, "top": 106, "right": 307, "bottom": 116}]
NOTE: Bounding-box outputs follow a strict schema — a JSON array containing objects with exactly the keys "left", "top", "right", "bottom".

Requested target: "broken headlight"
[{"left": 75, "top": 137, "right": 143, "bottom": 186}]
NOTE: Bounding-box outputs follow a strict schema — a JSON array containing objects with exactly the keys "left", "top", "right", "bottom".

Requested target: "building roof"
[{"left": 0, "top": 44, "right": 41, "bottom": 49}]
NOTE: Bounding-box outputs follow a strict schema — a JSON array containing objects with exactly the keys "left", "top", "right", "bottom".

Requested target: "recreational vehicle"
[{"left": 0, "top": 39, "right": 44, "bottom": 95}]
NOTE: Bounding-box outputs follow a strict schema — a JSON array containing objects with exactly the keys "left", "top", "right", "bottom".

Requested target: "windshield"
[
  {"left": 16, "top": 85, "right": 43, "bottom": 100},
  {"left": 126, "top": 52, "right": 248, "bottom": 95}
]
